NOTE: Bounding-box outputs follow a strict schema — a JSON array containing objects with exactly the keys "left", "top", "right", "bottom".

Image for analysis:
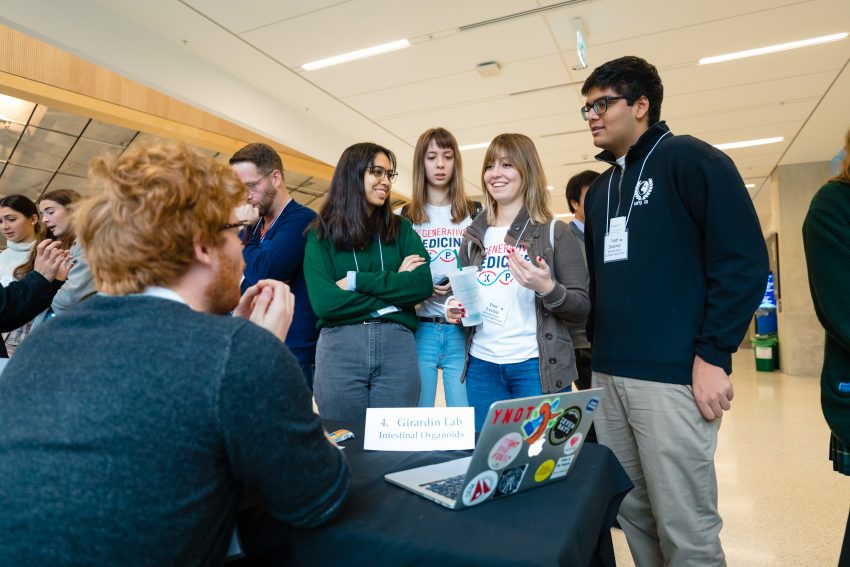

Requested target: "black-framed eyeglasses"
[
  {"left": 243, "top": 170, "right": 276, "bottom": 191},
  {"left": 220, "top": 220, "right": 253, "bottom": 244},
  {"left": 368, "top": 165, "right": 398, "bottom": 182},
  {"left": 580, "top": 95, "right": 632, "bottom": 121}
]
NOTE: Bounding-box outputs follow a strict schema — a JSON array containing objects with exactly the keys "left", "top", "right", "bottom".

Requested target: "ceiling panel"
[
  {"left": 59, "top": 138, "right": 122, "bottom": 177},
  {"left": 183, "top": 0, "right": 357, "bottom": 35},
  {"left": 0, "top": 121, "right": 25, "bottom": 162},
  {"left": 0, "top": 94, "right": 36, "bottom": 124},
  {"left": 82, "top": 120, "right": 137, "bottom": 146},
  {"left": 242, "top": 0, "right": 541, "bottom": 68},
  {"left": 0, "top": 164, "right": 53, "bottom": 199},
  {"left": 29, "top": 105, "right": 89, "bottom": 135},
  {"left": 10, "top": 126, "right": 75, "bottom": 170},
  {"left": 47, "top": 173, "right": 91, "bottom": 194}
]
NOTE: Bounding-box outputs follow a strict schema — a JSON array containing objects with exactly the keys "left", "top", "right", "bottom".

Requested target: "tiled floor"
[{"left": 608, "top": 349, "right": 849, "bottom": 566}]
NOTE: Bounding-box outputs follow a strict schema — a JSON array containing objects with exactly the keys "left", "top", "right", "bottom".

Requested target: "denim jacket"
[{"left": 459, "top": 207, "right": 590, "bottom": 393}]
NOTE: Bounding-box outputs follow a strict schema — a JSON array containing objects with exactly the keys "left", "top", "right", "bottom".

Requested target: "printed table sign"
[{"left": 364, "top": 407, "right": 475, "bottom": 451}]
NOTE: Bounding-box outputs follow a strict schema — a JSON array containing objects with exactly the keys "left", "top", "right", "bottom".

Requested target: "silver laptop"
[{"left": 385, "top": 389, "right": 602, "bottom": 509}]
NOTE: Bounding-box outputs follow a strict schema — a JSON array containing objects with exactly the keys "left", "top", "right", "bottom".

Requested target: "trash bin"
[{"left": 751, "top": 335, "right": 778, "bottom": 372}]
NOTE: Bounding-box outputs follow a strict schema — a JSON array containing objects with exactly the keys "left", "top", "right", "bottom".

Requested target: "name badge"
[
  {"left": 604, "top": 216, "right": 628, "bottom": 263},
  {"left": 481, "top": 301, "right": 508, "bottom": 326}
]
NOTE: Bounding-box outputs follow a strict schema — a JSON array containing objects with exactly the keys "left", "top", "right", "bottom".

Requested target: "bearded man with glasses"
[
  {"left": 230, "top": 143, "right": 320, "bottom": 389},
  {"left": 579, "top": 56, "right": 768, "bottom": 567}
]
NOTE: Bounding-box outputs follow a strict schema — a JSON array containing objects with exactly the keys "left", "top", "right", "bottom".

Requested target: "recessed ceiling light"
[
  {"left": 699, "top": 32, "right": 848, "bottom": 65},
  {"left": 459, "top": 142, "right": 491, "bottom": 151},
  {"left": 302, "top": 39, "right": 410, "bottom": 71},
  {"left": 745, "top": 183, "right": 756, "bottom": 188},
  {"left": 714, "top": 137, "right": 784, "bottom": 151}
]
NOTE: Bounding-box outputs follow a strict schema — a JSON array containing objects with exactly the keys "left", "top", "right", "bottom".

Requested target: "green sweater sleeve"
[
  {"left": 354, "top": 220, "right": 433, "bottom": 307},
  {"left": 303, "top": 231, "right": 392, "bottom": 321}
]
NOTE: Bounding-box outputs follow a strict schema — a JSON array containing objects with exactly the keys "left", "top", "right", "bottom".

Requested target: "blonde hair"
[
  {"left": 407, "top": 128, "right": 476, "bottom": 224},
  {"left": 77, "top": 142, "right": 243, "bottom": 294},
  {"left": 830, "top": 128, "right": 850, "bottom": 184},
  {"left": 481, "top": 133, "right": 553, "bottom": 225}
]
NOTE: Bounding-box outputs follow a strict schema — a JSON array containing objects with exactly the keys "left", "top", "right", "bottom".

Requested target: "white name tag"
[
  {"left": 364, "top": 407, "right": 475, "bottom": 451},
  {"left": 604, "top": 216, "right": 628, "bottom": 263},
  {"left": 481, "top": 301, "right": 508, "bottom": 326}
]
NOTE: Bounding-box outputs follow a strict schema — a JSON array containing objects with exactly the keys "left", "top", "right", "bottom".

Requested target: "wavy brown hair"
[
  {"left": 405, "top": 128, "right": 476, "bottom": 225},
  {"left": 481, "top": 133, "right": 553, "bottom": 225},
  {"left": 77, "top": 142, "right": 244, "bottom": 294}
]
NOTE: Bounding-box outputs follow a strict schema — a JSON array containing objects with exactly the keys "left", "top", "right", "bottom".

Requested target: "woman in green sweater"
[
  {"left": 304, "top": 142, "right": 433, "bottom": 422},
  {"left": 802, "top": 128, "right": 850, "bottom": 563}
]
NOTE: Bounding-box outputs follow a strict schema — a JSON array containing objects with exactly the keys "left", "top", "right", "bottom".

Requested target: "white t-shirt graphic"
[
  {"left": 410, "top": 204, "right": 472, "bottom": 318},
  {"left": 469, "top": 226, "right": 538, "bottom": 363}
]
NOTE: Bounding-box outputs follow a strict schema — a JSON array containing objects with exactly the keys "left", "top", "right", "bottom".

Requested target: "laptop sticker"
[
  {"left": 462, "top": 470, "right": 498, "bottom": 506},
  {"left": 494, "top": 464, "right": 529, "bottom": 498},
  {"left": 564, "top": 432, "right": 584, "bottom": 455},
  {"left": 521, "top": 398, "right": 563, "bottom": 444},
  {"left": 488, "top": 432, "right": 523, "bottom": 470},
  {"left": 534, "top": 459, "right": 556, "bottom": 482},
  {"left": 586, "top": 397, "right": 599, "bottom": 412},
  {"left": 550, "top": 455, "right": 574, "bottom": 479},
  {"left": 548, "top": 406, "right": 582, "bottom": 445}
]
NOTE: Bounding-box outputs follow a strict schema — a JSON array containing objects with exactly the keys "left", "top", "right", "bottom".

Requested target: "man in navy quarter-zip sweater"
[
  {"left": 231, "top": 143, "right": 319, "bottom": 389},
  {"left": 580, "top": 56, "right": 768, "bottom": 567}
]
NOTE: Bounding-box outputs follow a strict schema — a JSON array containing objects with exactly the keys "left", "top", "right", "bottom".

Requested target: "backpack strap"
[
  {"left": 471, "top": 200, "right": 484, "bottom": 219},
  {"left": 549, "top": 218, "right": 556, "bottom": 254}
]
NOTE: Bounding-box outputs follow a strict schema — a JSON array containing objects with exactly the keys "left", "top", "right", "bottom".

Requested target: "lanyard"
[
  {"left": 251, "top": 199, "right": 290, "bottom": 243},
  {"left": 352, "top": 239, "right": 384, "bottom": 272},
  {"left": 605, "top": 131, "right": 670, "bottom": 235}
]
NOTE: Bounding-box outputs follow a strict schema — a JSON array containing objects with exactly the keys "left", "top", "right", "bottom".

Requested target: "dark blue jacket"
[
  {"left": 585, "top": 121, "right": 768, "bottom": 384},
  {"left": 241, "top": 199, "right": 318, "bottom": 363}
]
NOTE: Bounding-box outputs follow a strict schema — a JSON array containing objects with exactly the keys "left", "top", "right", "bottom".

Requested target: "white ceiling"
[{"left": 2, "top": 0, "right": 849, "bottom": 214}]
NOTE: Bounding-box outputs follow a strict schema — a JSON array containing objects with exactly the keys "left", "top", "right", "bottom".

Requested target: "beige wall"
[{"left": 757, "top": 162, "right": 831, "bottom": 376}]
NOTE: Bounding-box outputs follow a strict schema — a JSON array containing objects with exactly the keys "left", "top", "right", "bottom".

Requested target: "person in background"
[
  {"left": 580, "top": 55, "right": 768, "bottom": 566},
  {"left": 0, "top": 142, "right": 349, "bottom": 565},
  {"left": 304, "top": 142, "right": 433, "bottom": 423},
  {"left": 401, "top": 127, "right": 480, "bottom": 408},
  {"left": 564, "top": 170, "right": 599, "bottom": 392},
  {"left": 802, "top": 128, "right": 850, "bottom": 566},
  {"left": 230, "top": 143, "right": 319, "bottom": 388},
  {"left": 30, "top": 189, "right": 96, "bottom": 327},
  {"left": 0, "top": 195, "right": 42, "bottom": 355},
  {"left": 0, "top": 239, "right": 69, "bottom": 359},
  {"left": 458, "top": 133, "right": 589, "bottom": 431}
]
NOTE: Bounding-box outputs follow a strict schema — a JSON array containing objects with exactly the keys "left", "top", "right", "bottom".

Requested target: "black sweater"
[{"left": 585, "top": 121, "right": 768, "bottom": 384}]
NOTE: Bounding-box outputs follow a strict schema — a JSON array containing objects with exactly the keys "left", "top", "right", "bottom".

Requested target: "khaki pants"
[{"left": 592, "top": 372, "right": 726, "bottom": 567}]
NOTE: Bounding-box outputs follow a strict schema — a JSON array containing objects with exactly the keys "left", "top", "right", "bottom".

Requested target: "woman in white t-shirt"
[
  {"left": 402, "top": 128, "right": 481, "bottom": 407},
  {"left": 457, "top": 133, "right": 590, "bottom": 430}
]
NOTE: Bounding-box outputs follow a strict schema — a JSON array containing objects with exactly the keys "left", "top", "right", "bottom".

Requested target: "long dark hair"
[
  {"left": 312, "top": 142, "right": 400, "bottom": 250},
  {"left": 0, "top": 194, "right": 41, "bottom": 280}
]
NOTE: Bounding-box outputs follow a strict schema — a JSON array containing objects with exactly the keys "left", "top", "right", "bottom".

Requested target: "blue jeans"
[
  {"left": 415, "top": 322, "right": 469, "bottom": 407},
  {"left": 465, "top": 356, "right": 570, "bottom": 431},
  {"left": 314, "top": 322, "right": 419, "bottom": 422}
]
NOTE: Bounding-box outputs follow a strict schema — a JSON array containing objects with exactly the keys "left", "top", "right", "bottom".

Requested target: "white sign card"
[{"left": 364, "top": 407, "right": 475, "bottom": 451}]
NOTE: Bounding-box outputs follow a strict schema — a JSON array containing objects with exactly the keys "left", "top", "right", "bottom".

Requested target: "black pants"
[
  {"left": 574, "top": 348, "right": 597, "bottom": 443},
  {"left": 840, "top": 507, "right": 850, "bottom": 567}
]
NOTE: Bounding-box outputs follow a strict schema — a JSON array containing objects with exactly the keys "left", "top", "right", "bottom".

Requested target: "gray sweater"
[{"left": 0, "top": 294, "right": 350, "bottom": 566}]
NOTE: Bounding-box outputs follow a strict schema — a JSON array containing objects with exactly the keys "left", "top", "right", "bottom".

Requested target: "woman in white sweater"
[{"left": 0, "top": 195, "right": 42, "bottom": 354}]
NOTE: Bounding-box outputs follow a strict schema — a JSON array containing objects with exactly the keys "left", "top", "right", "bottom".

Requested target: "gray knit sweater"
[{"left": 0, "top": 294, "right": 350, "bottom": 565}]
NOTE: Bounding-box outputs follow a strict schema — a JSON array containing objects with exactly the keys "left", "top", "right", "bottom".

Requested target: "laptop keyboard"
[{"left": 422, "top": 474, "right": 466, "bottom": 500}]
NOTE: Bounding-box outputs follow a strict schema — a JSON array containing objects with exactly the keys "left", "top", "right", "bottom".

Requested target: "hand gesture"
[
  {"left": 692, "top": 355, "right": 734, "bottom": 421},
  {"left": 444, "top": 297, "right": 466, "bottom": 325},
  {"left": 234, "top": 279, "right": 294, "bottom": 342},
  {"left": 398, "top": 254, "right": 426, "bottom": 273},
  {"left": 33, "top": 240, "right": 70, "bottom": 282},
  {"left": 234, "top": 203, "right": 260, "bottom": 226},
  {"left": 507, "top": 247, "right": 555, "bottom": 295},
  {"left": 55, "top": 254, "right": 76, "bottom": 282},
  {"left": 432, "top": 281, "right": 451, "bottom": 297}
]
